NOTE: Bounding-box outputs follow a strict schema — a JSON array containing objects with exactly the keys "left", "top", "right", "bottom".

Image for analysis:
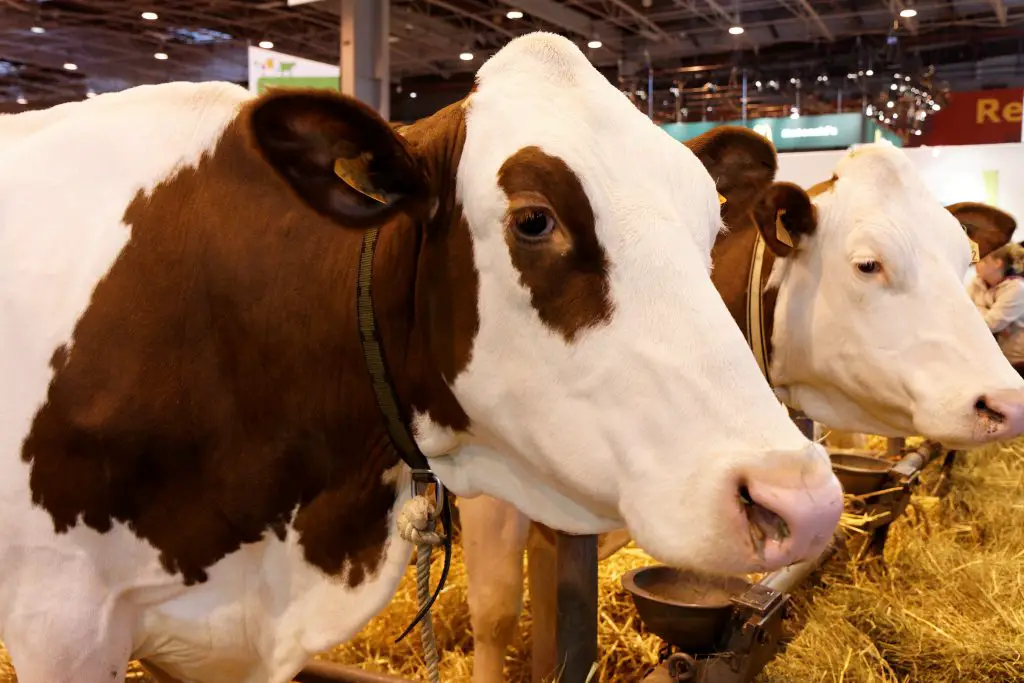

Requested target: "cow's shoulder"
[{"left": 7, "top": 82, "right": 400, "bottom": 589}]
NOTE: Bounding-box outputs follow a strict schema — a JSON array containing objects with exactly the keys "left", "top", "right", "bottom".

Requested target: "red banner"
[{"left": 917, "top": 88, "right": 1023, "bottom": 146}]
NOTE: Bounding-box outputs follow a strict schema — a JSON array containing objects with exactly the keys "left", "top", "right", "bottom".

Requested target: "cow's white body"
[
  {"left": 0, "top": 82, "right": 417, "bottom": 683},
  {"left": 0, "top": 34, "right": 849, "bottom": 683}
]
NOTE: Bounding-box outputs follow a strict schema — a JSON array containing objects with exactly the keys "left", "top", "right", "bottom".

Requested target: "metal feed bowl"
[
  {"left": 622, "top": 566, "right": 751, "bottom": 654},
  {"left": 829, "top": 451, "right": 893, "bottom": 496}
]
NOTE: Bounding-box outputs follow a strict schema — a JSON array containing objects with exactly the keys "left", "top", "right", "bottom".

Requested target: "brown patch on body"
[
  {"left": 496, "top": 147, "right": 612, "bottom": 342},
  {"left": 20, "top": 90, "right": 476, "bottom": 586},
  {"left": 947, "top": 202, "right": 1017, "bottom": 259}
]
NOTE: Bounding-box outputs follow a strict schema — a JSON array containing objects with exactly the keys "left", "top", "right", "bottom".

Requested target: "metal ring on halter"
[{"left": 411, "top": 469, "right": 445, "bottom": 523}]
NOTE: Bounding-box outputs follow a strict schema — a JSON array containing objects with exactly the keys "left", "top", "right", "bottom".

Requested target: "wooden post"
[{"left": 554, "top": 531, "right": 599, "bottom": 683}]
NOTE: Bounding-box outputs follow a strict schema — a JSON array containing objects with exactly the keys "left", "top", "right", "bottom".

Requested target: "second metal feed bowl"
[
  {"left": 621, "top": 566, "right": 751, "bottom": 654},
  {"left": 828, "top": 450, "right": 893, "bottom": 495}
]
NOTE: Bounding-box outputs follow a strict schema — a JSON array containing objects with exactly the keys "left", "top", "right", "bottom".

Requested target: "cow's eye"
[
  {"left": 512, "top": 209, "right": 555, "bottom": 242},
  {"left": 856, "top": 260, "right": 882, "bottom": 275}
]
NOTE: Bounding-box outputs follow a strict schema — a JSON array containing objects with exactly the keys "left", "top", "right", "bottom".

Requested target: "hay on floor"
[
  {"left": 328, "top": 440, "right": 1024, "bottom": 683},
  {"left": 0, "top": 440, "right": 1021, "bottom": 683}
]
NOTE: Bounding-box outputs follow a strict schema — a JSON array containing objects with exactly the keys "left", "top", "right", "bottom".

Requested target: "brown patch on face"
[
  {"left": 20, "top": 94, "right": 474, "bottom": 587},
  {"left": 947, "top": 202, "right": 1018, "bottom": 259},
  {"left": 496, "top": 147, "right": 613, "bottom": 342}
]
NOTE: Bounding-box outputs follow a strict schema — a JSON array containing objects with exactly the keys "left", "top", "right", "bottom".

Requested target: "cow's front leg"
[
  {"left": 460, "top": 495, "right": 531, "bottom": 683},
  {"left": 5, "top": 577, "right": 133, "bottom": 683}
]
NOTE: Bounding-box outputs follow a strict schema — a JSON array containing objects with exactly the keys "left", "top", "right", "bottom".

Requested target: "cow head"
[
  {"left": 947, "top": 201, "right": 1017, "bottom": 259},
  {"left": 759, "top": 143, "right": 1024, "bottom": 448},
  {"left": 249, "top": 33, "right": 841, "bottom": 574}
]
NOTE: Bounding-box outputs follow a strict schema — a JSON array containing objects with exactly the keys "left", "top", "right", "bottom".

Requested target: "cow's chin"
[
  {"left": 788, "top": 383, "right": 916, "bottom": 438},
  {"left": 427, "top": 444, "right": 623, "bottom": 535}
]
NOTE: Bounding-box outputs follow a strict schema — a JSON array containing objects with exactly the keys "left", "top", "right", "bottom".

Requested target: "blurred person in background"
[{"left": 968, "top": 242, "right": 1024, "bottom": 377}]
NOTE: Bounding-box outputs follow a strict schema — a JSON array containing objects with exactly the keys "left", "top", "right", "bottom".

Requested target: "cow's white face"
[
  {"left": 767, "top": 143, "right": 1024, "bottom": 448},
  {"left": 253, "top": 32, "right": 843, "bottom": 575},
  {"left": 417, "top": 34, "right": 842, "bottom": 574}
]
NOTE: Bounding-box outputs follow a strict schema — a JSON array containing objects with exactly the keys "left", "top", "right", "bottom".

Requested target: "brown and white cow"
[
  {"left": 462, "top": 132, "right": 1024, "bottom": 683},
  {"left": 0, "top": 34, "right": 843, "bottom": 683}
]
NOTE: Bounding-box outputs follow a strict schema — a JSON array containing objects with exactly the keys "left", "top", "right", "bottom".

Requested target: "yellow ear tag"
[
  {"left": 969, "top": 239, "right": 981, "bottom": 265},
  {"left": 333, "top": 157, "right": 388, "bottom": 205},
  {"left": 775, "top": 208, "right": 795, "bottom": 248},
  {"left": 718, "top": 193, "right": 727, "bottom": 206}
]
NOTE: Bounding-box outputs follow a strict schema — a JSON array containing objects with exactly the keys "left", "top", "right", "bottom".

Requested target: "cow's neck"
[
  {"left": 19, "top": 107, "right": 466, "bottom": 595},
  {"left": 711, "top": 219, "right": 779, "bottom": 383}
]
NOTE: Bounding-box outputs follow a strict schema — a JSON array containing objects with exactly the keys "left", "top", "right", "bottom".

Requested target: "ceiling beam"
[
  {"left": 605, "top": 0, "right": 672, "bottom": 41},
  {"left": 424, "top": 0, "right": 516, "bottom": 39},
  {"left": 791, "top": 0, "right": 834, "bottom": 40},
  {"left": 887, "top": 0, "right": 919, "bottom": 34},
  {"left": 774, "top": 0, "right": 834, "bottom": 40},
  {"left": 493, "top": 0, "right": 622, "bottom": 51},
  {"left": 989, "top": 0, "right": 1008, "bottom": 26}
]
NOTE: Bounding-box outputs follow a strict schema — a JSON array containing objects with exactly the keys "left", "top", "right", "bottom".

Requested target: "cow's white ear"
[
  {"left": 249, "top": 89, "right": 430, "bottom": 228},
  {"left": 752, "top": 183, "right": 817, "bottom": 257}
]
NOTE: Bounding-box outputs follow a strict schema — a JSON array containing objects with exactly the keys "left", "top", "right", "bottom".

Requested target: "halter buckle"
[{"left": 411, "top": 468, "right": 446, "bottom": 524}]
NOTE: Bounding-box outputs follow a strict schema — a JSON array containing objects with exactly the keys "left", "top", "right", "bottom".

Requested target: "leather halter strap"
[
  {"left": 356, "top": 225, "right": 452, "bottom": 643},
  {"left": 745, "top": 229, "right": 772, "bottom": 382}
]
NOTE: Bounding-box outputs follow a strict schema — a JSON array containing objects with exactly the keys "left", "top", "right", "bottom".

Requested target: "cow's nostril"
[{"left": 976, "top": 397, "right": 1006, "bottom": 423}]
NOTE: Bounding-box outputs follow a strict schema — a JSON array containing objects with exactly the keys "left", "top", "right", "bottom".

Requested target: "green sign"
[
  {"left": 255, "top": 76, "right": 339, "bottom": 95},
  {"left": 661, "top": 113, "right": 902, "bottom": 151},
  {"left": 864, "top": 120, "right": 904, "bottom": 147}
]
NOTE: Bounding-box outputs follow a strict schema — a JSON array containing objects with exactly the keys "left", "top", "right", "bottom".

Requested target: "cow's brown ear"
[
  {"left": 249, "top": 89, "right": 430, "bottom": 228},
  {"left": 751, "top": 182, "right": 817, "bottom": 257},
  {"left": 946, "top": 202, "right": 1017, "bottom": 259},
  {"left": 684, "top": 126, "right": 778, "bottom": 224}
]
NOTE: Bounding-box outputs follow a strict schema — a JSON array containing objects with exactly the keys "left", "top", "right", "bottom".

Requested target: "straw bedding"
[{"left": 1, "top": 438, "right": 1022, "bottom": 683}]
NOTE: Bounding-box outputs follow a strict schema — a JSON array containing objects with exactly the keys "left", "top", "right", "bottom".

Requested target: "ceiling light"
[
  {"left": 865, "top": 68, "right": 874, "bottom": 76},
  {"left": 890, "top": 83, "right": 898, "bottom": 90},
  {"left": 886, "top": 100, "right": 895, "bottom": 108},
  {"left": 459, "top": 52, "right": 473, "bottom": 61},
  {"left": 931, "top": 103, "right": 941, "bottom": 111},
  {"left": 588, "top": 39, "right": 602, "bottom": 48},
  {"left": 728, "top": 25, "right": 744, "bottom": 35},
  {"left": 409, "top": 92, "right": 417, "bottom": 98},
  {"left": 30, "top": 26, "right": 45, "bottom": 34},
  {"left": 914, "top": 129, "right": 922, "bottom": 135},
  {"left": 16, "top": 96, "right": 26, "bottom": 105},
  {"left": 154, "top": 52, "right": 168, "bottom": 60},
  {"left": 258, "top": 40, "right": 274, "bottom": 49},
  {"left": 899, "top": 8, "right": 917, "bottom": 17},
  {"left": 755, "top": 80, "right": 762, "bottom": 88},
  {"left": 63, "top": 62, "right": 78, "bottom": 71},
  {"left": 506, "top": 10, "right": 524, "bottom": 19},
  {"left": 141, "top": 11, "right": 158, "bottom": 20},
  {"left": 894, "top": 72, "right": 902, "bottom": 79}
]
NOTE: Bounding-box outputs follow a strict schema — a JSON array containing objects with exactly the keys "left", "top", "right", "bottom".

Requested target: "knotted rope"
[{"left": 397, "top": 493, "right": 446, "bottom": 683}]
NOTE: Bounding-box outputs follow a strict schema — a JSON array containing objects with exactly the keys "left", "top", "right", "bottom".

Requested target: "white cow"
[
  {"left": 0, "top": 34, "right": 841, "bottom": 683},
  {"left": 462, "top": 138, "right": 1024, "bottom": 683}
]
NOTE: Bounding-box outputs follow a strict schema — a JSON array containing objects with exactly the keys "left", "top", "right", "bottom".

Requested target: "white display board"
[
  {"left": 247, "top": 46, "right": 339, "bottom": 94},
  {"left": 777, "top": 142, "right": 1024, "bottom": 241}
]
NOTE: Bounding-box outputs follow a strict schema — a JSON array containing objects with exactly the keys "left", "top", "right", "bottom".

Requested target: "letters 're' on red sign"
[{"left": 915, "top": 88, "right": 1024, "bottom": 147}]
